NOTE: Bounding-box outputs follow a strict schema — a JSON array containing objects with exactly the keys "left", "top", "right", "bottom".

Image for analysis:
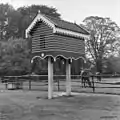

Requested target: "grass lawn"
[
  {"left": 0, "top": 77, "right": 120, "bottom": 120},
  {"left": 0, "top": 90, "right": 120, "bottom": 120}
]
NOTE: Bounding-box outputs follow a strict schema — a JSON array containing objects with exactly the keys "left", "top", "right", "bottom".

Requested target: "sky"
[{"left": 0, "top": 0, "right": 120, "bottom": 26}]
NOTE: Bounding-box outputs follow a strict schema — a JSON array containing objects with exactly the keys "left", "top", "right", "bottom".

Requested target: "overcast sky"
[{"left": 0, "top": 0, "right": 120, "bottom": 26}]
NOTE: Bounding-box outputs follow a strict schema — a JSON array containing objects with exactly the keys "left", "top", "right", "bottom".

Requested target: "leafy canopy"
[{"left": 83, "top": 16, "right": 120, "bottom": 72}]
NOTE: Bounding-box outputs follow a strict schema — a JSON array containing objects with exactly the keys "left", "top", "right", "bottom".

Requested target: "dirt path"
[{"left": 0, "top": 91, "right": 120, "bottom": 120}]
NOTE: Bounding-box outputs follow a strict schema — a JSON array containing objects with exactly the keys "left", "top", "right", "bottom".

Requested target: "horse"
[{"left": 80, "top": 70, "right": 92, "bottom": 88}]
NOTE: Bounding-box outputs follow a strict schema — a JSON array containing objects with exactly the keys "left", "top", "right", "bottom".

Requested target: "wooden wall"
[
  {"left": 53, "top": 34, "right": 85, "bottom": 54},
  {"left": 31, "top": 21, "right": 54, "bottom": 53},
  {"left": 31, "top": 21, "right": 85, "bottom": 55}
]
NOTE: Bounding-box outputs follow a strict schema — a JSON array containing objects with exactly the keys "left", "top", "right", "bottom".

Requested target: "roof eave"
[
  {"left": 79, "top": 24, "right": 90, "bottom": 35},
  {"left": 54, "top": 26, "right": 90, "bottom": 39},
  {"left": 25, "top": 13, "right": 90, "bottom": 39}
]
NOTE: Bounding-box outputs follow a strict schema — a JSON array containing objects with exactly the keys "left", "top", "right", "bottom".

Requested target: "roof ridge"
[
  {"left": 45, "top": 14, "right": 78, "bottom": 26},
  {"left": 26, "top": 12, "right": 90, "bottom": 38},
  {"left": 44, "top": 14, "right": 89, "bottom": 34},
  {"left": 42, "top": 14, "right": 58, "bottom": 26}
]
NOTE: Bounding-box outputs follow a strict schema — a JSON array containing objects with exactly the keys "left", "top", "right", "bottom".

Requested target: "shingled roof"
[
  {"left": 45, "top": 15, "right": 89, "bottom": 35},
  {"left": 26, "top": 11, "right": 89, "bottom": 38}
]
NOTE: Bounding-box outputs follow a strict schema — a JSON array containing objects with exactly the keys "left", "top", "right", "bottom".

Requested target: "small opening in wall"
[{"left": 40, "top": 35, "right": 45, "bottom": 48}]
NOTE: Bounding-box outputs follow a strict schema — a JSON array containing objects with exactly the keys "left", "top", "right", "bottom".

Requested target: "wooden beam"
[
  {"left": 66, "top": 59, "right": 71, "bottom": 95},
  {"left": 48, "top": 57, "right": 53, "bottom": 99}
]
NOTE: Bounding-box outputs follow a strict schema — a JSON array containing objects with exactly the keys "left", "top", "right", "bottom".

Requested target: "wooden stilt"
[
  {"left": 66, "top": 59, "right": 71, "bottom": 96},
  {"left": 48, "top": 57, "right": 53, "bottom": 99}
]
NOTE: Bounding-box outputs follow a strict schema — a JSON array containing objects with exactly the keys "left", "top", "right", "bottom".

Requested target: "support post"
[
  {"left": 29, "top": 79, "right": 31, "bottom": 90},
  {"left": 66, "top": 59, "right": 71, "bottom": 96},
  {"left": 48, "top": 57, "right": 53, "bottom": 99}
]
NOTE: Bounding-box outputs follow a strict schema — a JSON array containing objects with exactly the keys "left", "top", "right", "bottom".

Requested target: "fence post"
[
  {"left": 5, "top": 83, "right": 8, "bottom": 89},
  {"left": 57, "top": 79, "right": 60, "bottom": 91},
  {"left": 29, "top": 78, "right": 31, "bottom": 90},
  {"left": 92, "top": 75, "right": 95, "bottom": 92}
]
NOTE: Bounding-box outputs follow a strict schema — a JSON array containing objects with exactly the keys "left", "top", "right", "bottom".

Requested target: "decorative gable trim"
[
  {"left": 54, "top": 27, "right": 89, "bottom": 39},
  {"left": 25, "top": 13, "right": 56, "bottom": 38},
  {"left": 25, "top": 12, "right": 89, "bottom": 39}
]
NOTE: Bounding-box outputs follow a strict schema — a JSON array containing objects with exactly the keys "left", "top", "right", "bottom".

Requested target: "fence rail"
[{"left": 0, "top": 74, "right": 120, "bottom": 94}]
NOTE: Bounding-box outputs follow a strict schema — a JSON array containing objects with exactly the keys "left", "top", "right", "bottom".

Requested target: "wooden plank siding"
[
  {"left": 53, "top": 34, "right": 85, "bottom": 54},
  {"left": 31, "top": 21, "right": 85, "bottom": 57},
  {"left": 31, "top": 21, "right": 54, "bottom": 53}
]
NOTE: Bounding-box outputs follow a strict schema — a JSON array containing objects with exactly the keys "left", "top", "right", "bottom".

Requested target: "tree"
[
  {"left": 83, "top": 16, "right": 120, "bottom": 73},
  {"left": 102, "top": 55, "right": 120, "bottom": 74},
  {"left": 0, "top": 4, "right": 61, "bottom": 75},
  {"left": 0, "top": 4, "right": 61, "bottom": 39},
  {"left": 0, "top": 37, "right": 31, "bottom": 75},
  {"left": 0, "top": 4, "right": 14, "bottom": 40},
  {"left": 0, "top": 3, "right": 23, "bottom": 40},
  {"left": 16, "top": 5, "right": 61, "bottom": 38}
]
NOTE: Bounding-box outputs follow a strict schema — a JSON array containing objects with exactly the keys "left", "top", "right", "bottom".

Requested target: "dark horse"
[{"left": 81, "top": 69, "right": 92, "bottom": 88}]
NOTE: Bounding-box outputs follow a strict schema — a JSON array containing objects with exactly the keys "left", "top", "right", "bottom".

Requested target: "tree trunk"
[{"left": 96, "top": 59, "right": 102, "bottom": 73}]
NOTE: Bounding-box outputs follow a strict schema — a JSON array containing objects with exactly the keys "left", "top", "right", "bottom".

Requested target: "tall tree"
[
  {"left": 0, "top": 37, "right": 31, "bottom": 75},
  {"left": 0, "top": 4, "right": 61, "bottom": 39},
  {"left": 17, "top": 5, "right": 61, "bottom": 38},
  {"left": 0, "top": 3, "right": 23, "bottom": 40},
  {"left": 83, "top": 16, "right": 120, "bottom": 73},
  {"left": 104, "top": 56, "right": 120, "bottom": 74},
  {"left": 0, "top": 4, "right": 14, "bottom": 40}
]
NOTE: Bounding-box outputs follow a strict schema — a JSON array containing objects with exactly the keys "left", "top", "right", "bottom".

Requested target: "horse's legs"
[
  {"left": 84, "top": 78, "right": 86, "bottom": 88},
  {"left": 87, "top": 78, "right": 91, "bottom": 87},
  {"left": 83, "top": 78, "right": 86, "bottom": 88},
  {"left": 81, "top": 77, "right": 89, "bottom": 88},
  {"left": 81, "top": 77, "right": 84, "bottom": 88}
]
